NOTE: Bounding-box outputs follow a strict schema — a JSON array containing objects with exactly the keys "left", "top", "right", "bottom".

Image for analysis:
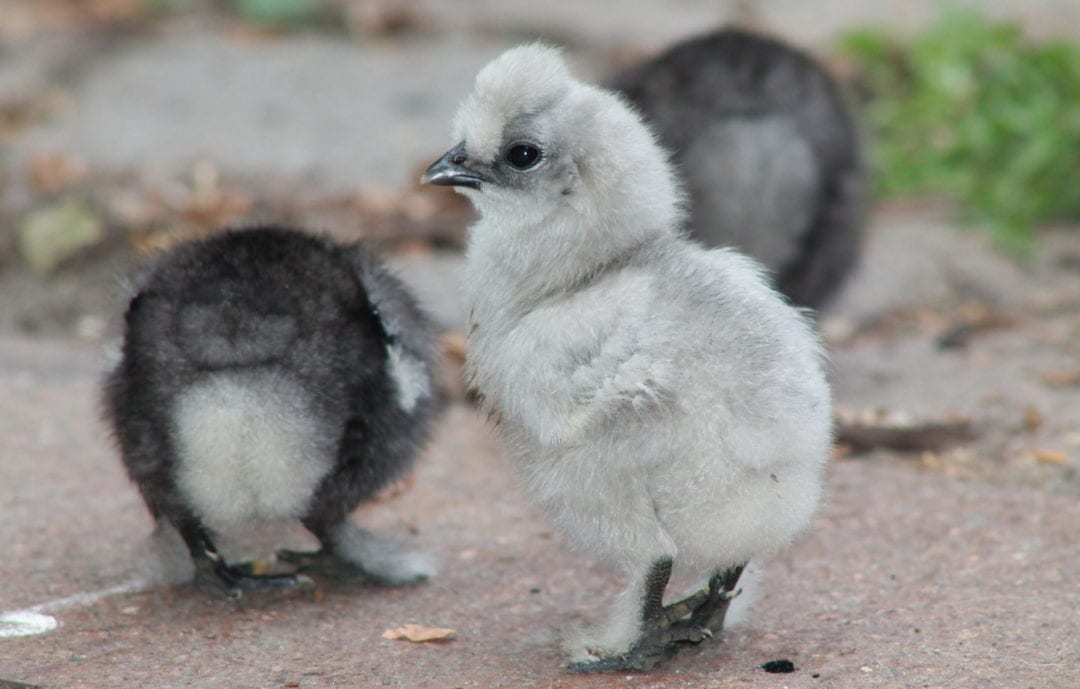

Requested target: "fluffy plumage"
[
  {"left": 103, "top": 225, "right": 441, "bottom": 597},
  {"left": 424, "top": 44, "right": 831, "bottom": 671},
  {"left": 611, "top": 28, "right": 866, "bottom": 309}
]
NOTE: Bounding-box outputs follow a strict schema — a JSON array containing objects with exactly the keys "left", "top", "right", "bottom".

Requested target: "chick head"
[{"left": 423, "top": 44, "right": 683, "bottom": 235}]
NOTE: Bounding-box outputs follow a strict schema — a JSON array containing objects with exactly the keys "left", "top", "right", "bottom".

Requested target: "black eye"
[{"left": 506, "top": 144, "right": 541, "bottom": 170}]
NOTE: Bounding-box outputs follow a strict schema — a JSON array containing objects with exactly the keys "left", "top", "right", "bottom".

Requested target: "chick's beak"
[{"left": 421, "top": 142, "right": 486, "bottom": 190}]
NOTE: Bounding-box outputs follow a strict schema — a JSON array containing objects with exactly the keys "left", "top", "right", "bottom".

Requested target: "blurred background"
[{"left": 1, "top": 2, "right": 1078, "bottom": 687}]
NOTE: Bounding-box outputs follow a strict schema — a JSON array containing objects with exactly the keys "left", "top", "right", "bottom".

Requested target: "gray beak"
[{"left": 421, "top": 142, "right": 486, "bottom": 190}]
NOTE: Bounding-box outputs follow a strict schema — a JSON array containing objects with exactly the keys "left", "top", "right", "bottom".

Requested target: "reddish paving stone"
[{"left": 0, "top": 335, "right": 1077, "bottom": 689}]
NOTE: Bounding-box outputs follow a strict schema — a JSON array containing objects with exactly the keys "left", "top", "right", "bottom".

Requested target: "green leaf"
[{"left": 18, "top": 201, "right": 105, "bottom": 277}]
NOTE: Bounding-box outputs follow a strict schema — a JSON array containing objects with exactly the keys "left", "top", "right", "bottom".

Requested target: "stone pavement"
[{"left": 0, "top": 334, "right": 1077, "bottom": 689}]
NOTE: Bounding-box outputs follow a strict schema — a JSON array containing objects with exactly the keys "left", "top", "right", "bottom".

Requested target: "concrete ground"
[
  {"left": 1, "top": 2, "right": 1078, "bottom": 688},
  {"left": 0, "top": 324, "right": 1077, "bottom": 689}
]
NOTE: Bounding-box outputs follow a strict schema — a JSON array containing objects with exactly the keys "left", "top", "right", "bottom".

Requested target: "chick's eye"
[{"left": 506, "top": 144, "right": 541, "bottom": 170}]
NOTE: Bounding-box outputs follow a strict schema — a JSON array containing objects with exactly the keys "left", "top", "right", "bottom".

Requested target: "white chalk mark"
[
  {"left": 0, "top": 611, "right": 58, "bottom": 638},
  {"left": 0, "top": 579, "right": 149, "bottom": 639}
]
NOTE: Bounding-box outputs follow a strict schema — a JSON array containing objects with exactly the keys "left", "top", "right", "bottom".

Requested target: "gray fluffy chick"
[
  {"left": 422, "top": 45, "right": 832, "bottom": 672},
  {"left": 612, "top": 28, "right": 866, "bottom": 309},
  {"left": 103, "top": 225, "right": 441, "bottom": 598}
]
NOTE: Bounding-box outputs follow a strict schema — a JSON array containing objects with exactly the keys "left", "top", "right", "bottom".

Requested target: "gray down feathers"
[
  {"left": 443, "top": 44, "right": 833, "bottom": 664},
  {"left": 612, "top": 28, "right": 866, "bottom": 309}
]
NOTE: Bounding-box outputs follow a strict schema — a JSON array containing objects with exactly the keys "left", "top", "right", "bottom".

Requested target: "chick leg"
[
  {"left": 175, "top": 517, "right": 310, "bottom": 599},
  {"left": 689, "top": 563, "right": 746, "bottom": 633},
  {"left": 279, "top": 518, "right": 435, "bottom": 586},
  {"left": 569, "top": 558, "right": 712, "bottom": 673}
]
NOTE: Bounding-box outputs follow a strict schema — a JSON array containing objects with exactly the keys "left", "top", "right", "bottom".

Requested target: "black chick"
[
  {"left": 611, "top": 27, "right": 866, "bottom": 309},
  {"left": 103, "top": 225, "right": 442, "bottom": 597}
]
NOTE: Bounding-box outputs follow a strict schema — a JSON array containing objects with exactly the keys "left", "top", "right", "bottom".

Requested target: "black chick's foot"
[
  {"left": 278, "top": 547, "right": 433, "bottom": 587},
  {"left": 276, "top": 547, "right": 369, "bottom": 582},
  {"left": 193, "top": 553, "right": 313, "bottom": 600},
  {"left": 279, "top": 533, "right": 435, "bottom": 587}
]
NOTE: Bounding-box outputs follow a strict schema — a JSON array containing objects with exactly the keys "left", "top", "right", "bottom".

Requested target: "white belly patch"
[{"left": 172, "top": 371, "right": 335, "bottom": 529}]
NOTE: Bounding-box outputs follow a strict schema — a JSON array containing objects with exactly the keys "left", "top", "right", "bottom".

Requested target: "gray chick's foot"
[{"left": 567, "top": 620, "right": 712, "bottom": 673}]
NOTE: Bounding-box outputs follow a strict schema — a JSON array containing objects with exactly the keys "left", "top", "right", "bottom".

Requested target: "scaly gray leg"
[
  {"left": 569, "top": 559, "right": 712, "bottom": 673},
  {"left": 689, "top": 563, "right": 746, "bottom": 633}
]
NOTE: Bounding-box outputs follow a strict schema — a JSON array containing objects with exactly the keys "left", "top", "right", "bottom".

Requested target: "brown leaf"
[
  {"left": 246, "top": 558, "right": 273, "bottom": 575},
  {"left": 87, "top": 0, "right": 144, "bottom": 22},
  {"left": 343, "top": 0, "right": 430, "bottom": 37},
  {"left": 26, "top": 151, "right": 88, "bottom": 195},
  {"left": 382, "top": 623, "right": 456, "bottom": 642},
  {"left": 1022, "top": 449, "right": 1069, "bottom": 466},
  {"left": 1021, "top": 406, "right": 1044, "bottom": 431},
  {"left": 1042, "top": 370, "right": 1080, "bottom": 389}
]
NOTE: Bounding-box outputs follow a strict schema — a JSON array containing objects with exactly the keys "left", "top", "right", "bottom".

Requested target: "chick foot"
[
  {"left": 277, "top": 548, "right": 367, "bottom": 582},
  {"left": 287, "top": 521, "right": 437, "bottom": 586},
  {"left": 568, "top": 558, "right": 713, "bottom": 673},
  {"left": 660, "top": 587, "right": 710, "bottom": 625},
  {"left": 277, "top": 544, "right": 434, "bottom": 587},
  {"left": 193, "top": 552, "right": 313, "bottom": 600},
  {"left": 688, "top": 564, "right": 745, "bottom": 633},
  {"left": 567, "top": 617, "right": 712, "bottom": 673},
  {"left": 569, "top": 562, "right": 748, "bottom": 673}
]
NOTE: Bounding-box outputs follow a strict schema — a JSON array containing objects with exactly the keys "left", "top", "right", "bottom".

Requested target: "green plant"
[
  {"left": 143, "top": 0, "right": 325, "bottom": 28},
  {"left": 840, "top": 8, "right": 1080, "bottom": 249},
  {"left": 231, "top": 0, "right": 320, "bottom": 26}
]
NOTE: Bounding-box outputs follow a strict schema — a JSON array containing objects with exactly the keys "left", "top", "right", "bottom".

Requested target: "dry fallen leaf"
[
  {"left": 1021, "top": 406, "right": 1044, "bottom": 431},
  {"left": 1042, "top": 370, "right": 1080, "bottom": 389},
  {"left": 1022, "top": 449, "right": 1069, "bottom": 466},
  {"left": 87, "top": 0, "right": 144, "bottom": 22},
  {"left": 343, "top": 0, "right": 430, "bottom": 37},
  {"left": 26, "top": 151, "right": 88, "bottom": 195},
  {"left": 382, "top": 623, "right": 456, "bottom": 643},
  {"left": 246, "top": 558, "right": 273, "bottom": 575}
]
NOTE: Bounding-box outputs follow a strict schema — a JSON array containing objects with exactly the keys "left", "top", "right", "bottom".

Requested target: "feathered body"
[
  {"left": 104, "top": 226, "right": 440, "bottom": 595},
  {"left": 612, "top": 28, "right": 865, "bottom": 308},
  {"left": 424, "top": 45, "right": 831, "bottom": 669}
]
